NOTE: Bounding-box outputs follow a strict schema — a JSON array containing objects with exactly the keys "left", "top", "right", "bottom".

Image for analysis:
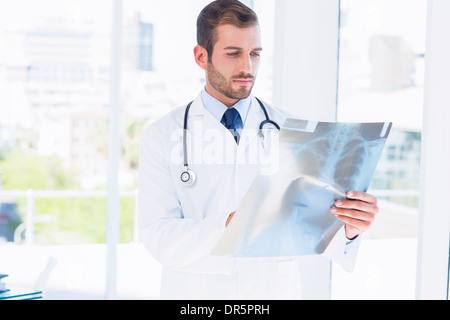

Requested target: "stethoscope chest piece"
[{"left": 180, "top": 168, "right": 197, "bottom": 187}]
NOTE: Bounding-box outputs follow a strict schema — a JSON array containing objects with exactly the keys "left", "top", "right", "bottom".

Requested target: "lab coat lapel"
[
  {"left": 189, "top": 93, "right": 227, "bottom": 133},
  {"left": 188, "top": 93, "right": 205, "bottom": 118},
  {"left": 188, "top": 94, "right": 266, "bottom": 155},
  {"left": 240, "top": 97, "right": 265, "bottom": 149},
  {"left": 188, "top": 94, "right": 238, "bottom": 168},
  {"left": 187, "top": 94, "right": 224, "bottom": 140}
]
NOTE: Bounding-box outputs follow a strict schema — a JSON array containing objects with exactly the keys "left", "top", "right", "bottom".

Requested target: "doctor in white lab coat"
[{"left": 138, "top": 0, "right": 379, "bottom": 300}]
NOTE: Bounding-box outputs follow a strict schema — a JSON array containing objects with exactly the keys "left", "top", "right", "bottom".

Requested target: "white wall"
[
  {"left": 416, "top": 0, "right": 450, "bottom": 300},
  {"left": 273, "top": 0, "right": 340, "bottom": 122}
]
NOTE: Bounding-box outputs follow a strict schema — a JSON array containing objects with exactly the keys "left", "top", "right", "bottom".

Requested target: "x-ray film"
[{"left": 212, "top": 119, "right": 392, "bottom": 257}]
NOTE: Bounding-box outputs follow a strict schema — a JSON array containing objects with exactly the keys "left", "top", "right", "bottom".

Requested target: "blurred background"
[{"left": 0, "top": 0, "right": 441, "bottom": 299}]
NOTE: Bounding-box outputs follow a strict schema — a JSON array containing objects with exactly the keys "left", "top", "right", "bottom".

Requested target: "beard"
[{"left": 207, "top": 62, "right": 255, "bottom": 100}]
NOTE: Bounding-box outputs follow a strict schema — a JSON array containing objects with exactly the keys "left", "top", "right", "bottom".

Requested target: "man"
[{"left": 138, "top": 0, "right": 378, "bottom": 299}]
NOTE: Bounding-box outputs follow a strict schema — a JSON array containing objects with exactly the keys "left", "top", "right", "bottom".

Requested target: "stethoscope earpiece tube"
[{"left": 181, "top": 101, "right": 196, "bottom": 187}]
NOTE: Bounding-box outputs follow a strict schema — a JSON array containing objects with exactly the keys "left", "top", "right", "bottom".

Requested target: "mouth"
[{"left": 233, "top": 79, "right": 254, "bottom": 86}]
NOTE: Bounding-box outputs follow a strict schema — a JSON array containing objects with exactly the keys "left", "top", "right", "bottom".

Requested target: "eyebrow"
[{"left": 223, "top": 46, "right": 263, "bottom": 51}]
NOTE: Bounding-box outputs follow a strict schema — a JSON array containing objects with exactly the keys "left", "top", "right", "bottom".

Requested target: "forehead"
[{"left": 214, "top": 24, "right": 262, "bottom": 50}]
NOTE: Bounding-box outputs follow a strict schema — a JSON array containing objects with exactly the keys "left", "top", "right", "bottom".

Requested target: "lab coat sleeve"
[
  {"left": 322, "top": 226, "right": 362, "bottom": 272},
  {"left": 138, "top": 123, "right": 234, "bottom": 275}
]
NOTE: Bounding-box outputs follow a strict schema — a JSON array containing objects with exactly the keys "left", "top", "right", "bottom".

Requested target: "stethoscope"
[{"left": 180, "top": 97, "right": 281, "bottom": 187}]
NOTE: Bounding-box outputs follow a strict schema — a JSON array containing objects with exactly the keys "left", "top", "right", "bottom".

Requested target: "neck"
[{"left": 204, "top": 84, "right": 239, "bottom": 108}]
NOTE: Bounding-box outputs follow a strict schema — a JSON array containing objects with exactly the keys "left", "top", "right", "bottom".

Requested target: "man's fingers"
[
  {"left": 335, "top": 214, "right": 371, "bottom": 231},
  {"left": 334, "top": 199, "right": 379, "bottom": 215},
  {"left": 226, "top": 211, "right": 236, "bottom": 227},
  {"left": 331, "top": 207, "right": 376, "bottom": 222},
  {"left": 332, "top": 191, "right": 380, "bottom": 239},
  {"left": 346, "top": 191, "right": 378, "bottom": 205}
]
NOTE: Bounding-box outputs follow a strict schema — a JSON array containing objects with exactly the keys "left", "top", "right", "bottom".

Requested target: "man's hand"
[
  {"left": 331, "top": 191, "right": 379, "bottom": 240},
  {"left": 226, "top": 211, "right": 236, "bottom": 227}
]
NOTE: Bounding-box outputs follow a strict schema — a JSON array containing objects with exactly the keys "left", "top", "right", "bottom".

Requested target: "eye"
[
  {"left": 251, "top": 52, "right": 261, "bottom": 58},
  {"left": 227, "top": 52, "right": 239, "bottom": 57}
]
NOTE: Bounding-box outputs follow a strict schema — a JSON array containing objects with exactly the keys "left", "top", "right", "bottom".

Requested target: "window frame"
[
  {"left": 415, "top": 0, "right": 450, "bottom": 300},
  {"left": 273, "top": 0, "right": 449, "bottom": 300}
]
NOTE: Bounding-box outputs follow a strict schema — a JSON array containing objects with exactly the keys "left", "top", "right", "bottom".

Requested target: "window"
[
  {"left": 0, "top": 0, "right": 112, "bottom": 298},
  {"left": 1, "top": 0, "right": 254, "bottom": 300},
  {"left": 332, "top": 0, "right": 427, "bottom": 299}
]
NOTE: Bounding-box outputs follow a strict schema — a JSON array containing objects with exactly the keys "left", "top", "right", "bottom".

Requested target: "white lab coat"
[{"left": 138, "top": 93, "right": 361, "bottom": 300}]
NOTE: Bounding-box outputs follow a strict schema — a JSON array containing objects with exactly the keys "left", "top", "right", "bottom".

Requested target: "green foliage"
[
  {"left": 0, "top": 151, "right": 136, "bottom": 245},
  {"left": 33, "top": 197, "right": 107, "bottom": 244},
  {"left": 122, "top": 118, "right": 148, "bottom": 171},
  {"left": 0, "top": 151, "right": 78, "bottom": 190}
]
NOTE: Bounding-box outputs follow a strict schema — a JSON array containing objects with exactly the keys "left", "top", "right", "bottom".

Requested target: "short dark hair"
[{"left": 197, "top": 0, "right": 259, "bottom": 58}]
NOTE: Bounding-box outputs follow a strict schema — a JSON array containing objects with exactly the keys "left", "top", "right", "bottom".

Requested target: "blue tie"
[{"left": 221, "top": 108, "right": 241, "bottom": 144}]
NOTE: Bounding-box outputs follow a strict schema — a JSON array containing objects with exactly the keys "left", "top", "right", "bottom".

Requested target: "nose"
[{"left": 238, "top": 55, "right": 252, "bottom": 75}]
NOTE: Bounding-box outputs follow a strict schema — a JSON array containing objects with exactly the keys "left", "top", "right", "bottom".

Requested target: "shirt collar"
[{"left": 201, "top": 88, "right": 252, "bottom": 125}]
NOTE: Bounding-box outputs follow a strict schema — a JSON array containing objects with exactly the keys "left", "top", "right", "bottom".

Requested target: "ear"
[{"left": 194, "top": 45, "right": 208, "bottom": 71}]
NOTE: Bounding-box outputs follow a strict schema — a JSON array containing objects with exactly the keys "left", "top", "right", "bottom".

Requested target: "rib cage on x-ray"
[{"left": 212, "top": 119, "right": 392, "bottom": 257}]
